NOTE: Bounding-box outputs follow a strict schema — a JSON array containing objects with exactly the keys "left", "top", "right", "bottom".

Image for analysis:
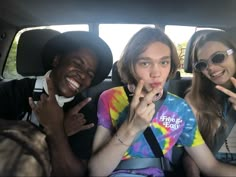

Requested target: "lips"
[
  {"left": 209, "top": 70, "right": 224, "bottom": 78},
  {"left": 66, "top": 77, "right": 80, "bottom": 91},
  {"left": 150, "top": 82, "right": 161, "bottom": 88}
]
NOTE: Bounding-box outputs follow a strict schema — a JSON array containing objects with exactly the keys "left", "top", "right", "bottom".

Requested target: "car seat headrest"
[
  {"left": 111, "top": 61, "right": 123, "bottom": 85},
  {"left": 184, "top": 30, "right": 215, "bottom": 73},
  {"left": 16, "top": 29, "right": 60, "bottom": 76}
]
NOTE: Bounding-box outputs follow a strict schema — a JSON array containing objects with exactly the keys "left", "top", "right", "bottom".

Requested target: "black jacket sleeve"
[{"left": 0, "top": 78, "right": 35, "bottom": 120}]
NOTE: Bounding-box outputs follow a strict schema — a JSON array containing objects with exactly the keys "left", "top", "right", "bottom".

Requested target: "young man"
[{"left": 0, "top": 30, "right": 113, "bottom": 176}]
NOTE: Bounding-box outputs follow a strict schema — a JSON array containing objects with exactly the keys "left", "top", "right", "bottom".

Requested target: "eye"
[
  {"left": 88, "top": 71, "right": 95, "bottom": 79},
  {"left": 159, "top": 60, "right": 170, "bottom": 66},
  {"left": 138, "top": 61, "right": 150, "bottom": 67},
  {"left": 73, "top": 60, "right": 82, "bottom": 68}
]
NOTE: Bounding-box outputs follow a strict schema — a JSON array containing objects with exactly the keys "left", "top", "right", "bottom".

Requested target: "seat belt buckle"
[{"left": 160, "top": 157, "right": 173, "bottom": 171}]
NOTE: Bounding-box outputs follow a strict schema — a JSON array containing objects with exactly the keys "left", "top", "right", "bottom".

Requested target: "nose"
[
  {"left": 207, "top": 62, "right": 215, "bottom": 71},
  {"left": 150, "top": 64, "right": 161, "bottom": 78}
]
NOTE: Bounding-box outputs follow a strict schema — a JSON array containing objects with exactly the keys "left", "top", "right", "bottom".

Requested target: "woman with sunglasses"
[{"left": 184, "top": 30, "right": 236, "bottom": 177}]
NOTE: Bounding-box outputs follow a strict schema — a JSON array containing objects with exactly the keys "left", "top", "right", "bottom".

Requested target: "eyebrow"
[
  {"left": 138, "top": 56, "right": 170, "bottom": 60},
  {"left": 73, "top": 56, "right": 96, "bottom": 73}
]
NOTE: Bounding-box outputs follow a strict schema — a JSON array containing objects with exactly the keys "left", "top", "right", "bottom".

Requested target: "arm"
[
  {"left": 46, "top": 123, "right": 87, "bottom": 177},
  {"left": 29, "top": 77, "right": 92, "bottom": 177},
  {"left": 185, "top": 144, "right": 236, "bottom": 176},
  {"left": 183, "top": 94, "right": 201, "bottom": 177},
  {"left": 88, "top": 80, "right": 160, "bottom": 176},
  {"left": 182, "top": 152, "right": 201, "bottom": 177},
  {"left": 88, "top": 121, "right": 138, "bottom": 176},
  {"left": 0, "top": 78, "right": 35, "bottom": 120}
]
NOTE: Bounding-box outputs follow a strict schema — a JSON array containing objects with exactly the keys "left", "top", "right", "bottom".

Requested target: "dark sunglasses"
[{"left": 193, "top": 49, "right": 234, "bottom": 72}]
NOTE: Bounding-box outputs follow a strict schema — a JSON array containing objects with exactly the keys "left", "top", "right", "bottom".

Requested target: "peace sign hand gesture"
[
  {"left": 216, "top": 77, "right": 236, "bottom": 110},
  {"left": 127, "top": 80, "right": 161, "bottom": 133}
]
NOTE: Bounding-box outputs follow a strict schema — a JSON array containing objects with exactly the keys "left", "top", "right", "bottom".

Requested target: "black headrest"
[
  {"left": 184, "top": 30, "right": 215, "bottom": 73},
  {"left": 111, "top": 61, "right": 122, "bottom": 84},
  {"left": 17, "top": 29, "right": 60, "bottom": 76}
]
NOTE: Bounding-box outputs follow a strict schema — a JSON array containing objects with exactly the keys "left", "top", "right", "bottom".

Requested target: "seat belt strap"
[
  {"left": 30, "top": 79, "right": 44, "bottom": 126},
  {"left": 33, "top": 78, "right": 44, "bottom": 102},
  {"left": 213, "top": 107, "right": 236, "bottom": 154},
  {"left": 144, "top": 127, "right": 163, "bottom": 158},
  {"left": 122, "top": 86, "right": 172, "bottom": 171}
]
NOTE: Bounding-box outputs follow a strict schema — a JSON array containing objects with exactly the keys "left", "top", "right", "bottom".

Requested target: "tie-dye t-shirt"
[{"left": 97, "top": 86, "right": 204, "bottom": 176}]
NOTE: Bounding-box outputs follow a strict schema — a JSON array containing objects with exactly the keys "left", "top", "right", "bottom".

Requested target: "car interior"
[{"left": 1, "top": 0, "right": 236, "bottom": 175}]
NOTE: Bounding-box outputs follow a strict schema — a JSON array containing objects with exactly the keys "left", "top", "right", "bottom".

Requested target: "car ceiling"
[{"left": 1, "top": 0, "right": 236, "bottom": 29}]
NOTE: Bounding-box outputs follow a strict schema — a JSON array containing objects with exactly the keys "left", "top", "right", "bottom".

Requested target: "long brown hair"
[
  {"left": 186, "top": 31, "right": 236, "bottom": 149},
  {"left": 117, "top": 27, "right": 180, "bottom": 85}
]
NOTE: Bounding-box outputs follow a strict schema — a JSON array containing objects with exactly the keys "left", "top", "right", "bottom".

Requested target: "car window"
[{"left": 99, "top": 24, "right": 155, "bottom": 63}]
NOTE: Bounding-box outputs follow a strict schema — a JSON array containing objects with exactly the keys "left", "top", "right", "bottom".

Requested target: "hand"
[
  {"left": 216, "top": 77, "right": 236, "bottom": 110},
  {"left": 127, "top": 80, "right": 160, "bottom": 133},
  {"left": 29, "top": 77, "right": 64, "bottom": 134},
  {"left": 64, "top": 98, "right": 94, "bottom": 136}
]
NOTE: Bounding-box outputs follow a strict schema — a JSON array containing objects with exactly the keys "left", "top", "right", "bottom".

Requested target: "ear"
[{"left": 52, "top": 56, "right": 60, "bottom": 68}]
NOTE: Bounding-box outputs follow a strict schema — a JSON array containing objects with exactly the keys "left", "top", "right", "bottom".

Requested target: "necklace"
[
  {"left": 225, "top": 139, "right": 230, "bottom": 153},
  {"left": 152, "top": 89, "right": 163, "bottom": 102}
]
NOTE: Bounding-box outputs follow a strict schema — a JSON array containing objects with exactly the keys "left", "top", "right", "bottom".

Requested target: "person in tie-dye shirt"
[{"left": 88, "top": 27, "right": 236, "bottom": 177}]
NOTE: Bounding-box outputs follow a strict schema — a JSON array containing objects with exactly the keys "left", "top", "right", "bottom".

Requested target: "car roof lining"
[{"left": 1, "top": 0, "right": 236, "bottom": 28}]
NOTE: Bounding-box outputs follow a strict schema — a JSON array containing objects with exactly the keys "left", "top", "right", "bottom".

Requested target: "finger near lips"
[{"left": 132, "top": 80, "right": 144, "bottom": 103}]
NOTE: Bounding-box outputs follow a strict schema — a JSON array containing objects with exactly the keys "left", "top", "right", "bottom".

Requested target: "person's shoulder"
[
  {"left": 166, "top": 92, "right": 186, "bottom": 103},
  {"left": 100, "top": 86, "right": 125, "bottom": 97},
  {"left": 0, "top": 78, "right": 36, "bottom": 89},
  {"left": 166, "top": 92, "right": 192, "bottom": 110},
  {"left": 184, "top": 92, "right": 191, "bottom": 104}
]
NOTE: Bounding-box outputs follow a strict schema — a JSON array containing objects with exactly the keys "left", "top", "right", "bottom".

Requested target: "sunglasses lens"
[
  {"left": 195, "top": 62, "right": 207, "bottom": 72},
  {"left": 211, "top": 53, "right": 225, "bottom": 64}
]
